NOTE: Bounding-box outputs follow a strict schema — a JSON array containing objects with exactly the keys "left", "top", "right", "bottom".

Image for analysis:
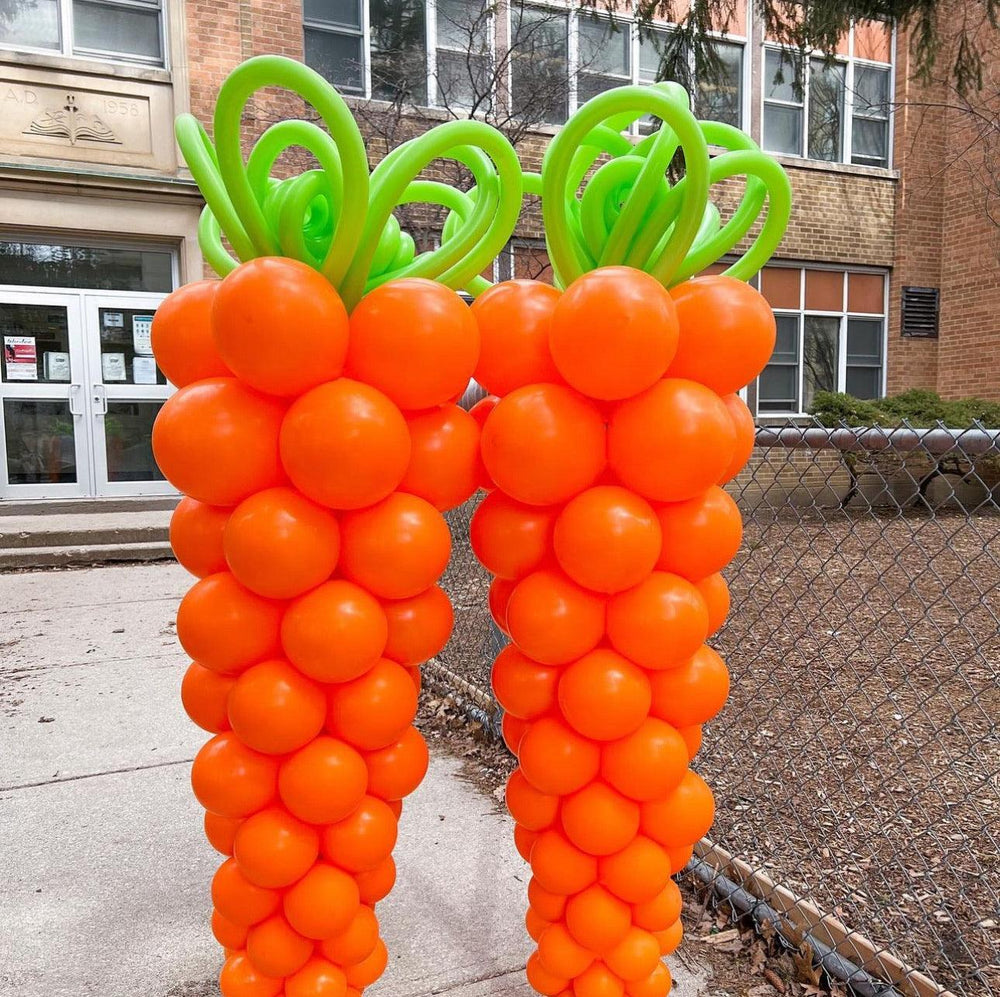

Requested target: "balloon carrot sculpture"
[
  {"left": 151, "top": 57, "right": 520, "bottom": 997},
  {"left": 470, "top": 88, "right": 791, "bottom": 997}
]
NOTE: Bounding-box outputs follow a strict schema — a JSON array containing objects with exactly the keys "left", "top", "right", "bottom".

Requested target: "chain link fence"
[{"left": 429, "top": 417, "right": 1000, "bottom": 997}]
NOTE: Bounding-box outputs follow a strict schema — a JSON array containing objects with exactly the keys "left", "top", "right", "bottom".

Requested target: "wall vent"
[{"left": 901, "top": 286, "right": 940, "bottom": 338}]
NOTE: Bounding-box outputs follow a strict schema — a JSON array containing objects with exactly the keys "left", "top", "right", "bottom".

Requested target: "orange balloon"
[
  {"left": 538, "top": 923, "right": 594, "bottom": 980},
  {"left": 696, "top": 572, "right": 730, "bottom": 635},
  {"left": 283, "top": 862, "right": 360, "bottom": 940},
  {"left": 177, "top": 572, "right": 283, "bottom": 675},
  {"left": 205, "top": 811, "right": 242, "bottom": 856},
  {"left": 502, "top": 712, "right": 530, "bottom": 754},
  {"left": 599, "top": 837, "right": 672, "bottom": 904},
  {"left": 526, "top": 952, "right": 570, "bottom": 997},
  {"left": 605, "top": 927, "right": 661, "bottom": 983},
  {"left": 519, "top": 716, "right": 601, "bottom": 796},
  {"left": 530, "top": 829, "right": 599, "bottom": 895},
  {"left": 481, "top": 384, "right": 607, "bottom": 506},
  {"left": 281, "top": 580, "right": 388, "bottom": 682},
  {"left": 561, "top": 782, "right": 640, "bottom": 856},
  {"left": 574, "top": 961, "right": 626, "bottom": 997},
  {"left": 641, "top": 770, "right": 716, "bottom": 849},
  {"left": 401, "top": 404, "right": 480, "bottom": 510},
  {"left": 624, "top": 962, "right": 672, "bottom": 997},
  {"left": 319, "top": 905, "right": 379, "bottom": 965},
  {"left": 489, "top": 576, "right": 516, "bottom": 635},
  {"left": 340, "top": 492, "right": 451, "bottom": 599},
  {"left": 228, "top": 659, "right": 326, "bottom": 755},
  {"left": 218, "top": 951, "right": 282, "bottom": 997},
  {"left": 213, "top": 257, "right": 349, "bottom": 397},
  {"left": 506, "top": 570, "right": 605, "bottom": 666},
  {"left": 471, "top": 279, "right": 562, "bottom": 395},
  {"left": 348, "top": 278, "right": 479, "bottom": 410},
  {"left": 170, "top": 497, "right": 230, "bottom": 577},
  {"left": 649, "top": 645, "right": 730, "bottom": 727},
  {"left": 326, "top": 658, "right": 418, "bottom": 750},
  {"left": 606, "top": 572, "right": 708, "bottom": 671},
  {"left": 233, "top": 807, "right": 319, "bottom": 889},
  {"left": 601, "top": 718, "right": 688, "bottom": 803},
  {"left": 492, "top": 645, "right": 559, "bottom": 719},
  {"left": 655, "top": 486, "right": 742, "bottom": 582},
  {"left": 666, "top": 844, "right": 694, "bottom": 873},
  {"left": 343, "top": 937, "right": 389, "bottom": 989},
  {"left": 632, "top": 880, "right": 682, "bottom": 932},
  {"left": 528, "top": 877, "right": 567, "bottom": 921},
  {"left": 514, "top": 822, "right": 540, "bottom": 862},
  {"left": 212, "top": 858, "right": 281, "bottom": 927},
  {"left": 553, "top": 486, "right": 661, "bottom": 594},
  {"left": 223, "top": 487, "right": 339, "bottom": 599},
  {"left": 526, "top": 908, "right": 552, "bottom": 943},
  {"left": 550, "top": 267, "right": 679, "bottom": 401},
  {"left": 153, "top": 378, "right": 286, "bottom": 506},
  {"left": 668, "top": 276, "right": 776, "bottom": 394},
  {"left": 355, "top": 856, "right": 396, "bottom": 903},
  {"left": 678, "top": 723, "right": 703, "bottom": 760},
  {"left": 181, "top": 662, "right": 234, "bottom": 733},
  {"left": 192, "top": 733, "right": 278, "bottom": 818},
  {"left": 279, "top": 379, "right": 410, "bottom": 510},
  {"left": 150, "top": 279, "right": 231, "bottom": 387},
  {"left": 565, "top": 884, "right": 631, "bottom": 952},
  {"left": 720, "top": 392, "right": 755, "bottom": 484},
  {"left": 557, "top": 649, "right": 651, "bottom": 741},
  {"left": 322, "top": 795, "right": 398, "bottom": 872},
  {"left": 213, "top": 908, "right": 249, "bottom": 950},
  {"left": 381, "top": 584, "right": 453, "bottom": 666},
  {"left": 471, "top": 491, "right": 555, "bottom": 580},
  {"left": 608, "top": 379, "right": 736, "bottom": 503},
  {"left": 278, "top": 737, "right": 368, "bottom": 824},
  {"left": 652, "top": 921, "right": 683, "bottom": 956},
  {"left": 246, "top": 913, "right": 313, "bottom": 978},
  {"left": 507, "top": 769, "right": 559, "bottom": 831},
  {"left": 364, "top": 725, "right": 429, "bottom": 801},
  {"left": 285, "top": 957, "right": 349, "bottom": 997}
]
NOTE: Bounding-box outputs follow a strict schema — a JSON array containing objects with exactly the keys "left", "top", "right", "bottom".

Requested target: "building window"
[
  {"left": 756, "top": 267, "right": 887, "bottom": 414},
  {"left": 435, "top": 0, "right": 492, "bottom": 110},
  {"left": 761, "top": 20, "right": 892, "bottom": 168},
  {"left": 511, "top": 5, "right": 569, "bottom": 123},
  {"left": 304, "top": 0, "right": 365, "bottom": 94},
  {"left": 0, "top": 0, "right": 165, "bottom": 65},
  {"left": 578, "top": 17, "right": 632, "bottom": 105}
]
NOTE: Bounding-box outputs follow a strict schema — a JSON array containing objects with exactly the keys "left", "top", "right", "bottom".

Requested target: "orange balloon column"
[
  {"left": 153, "top": 262, "right": 480, "bottom": 997},
  {"left": 472, "top": 269, "right": 773, "bottom": 997}
]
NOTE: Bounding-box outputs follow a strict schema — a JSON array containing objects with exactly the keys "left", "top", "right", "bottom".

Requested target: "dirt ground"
[{"left": 435, "top": 500, "right": 1000, "bottom": 997}]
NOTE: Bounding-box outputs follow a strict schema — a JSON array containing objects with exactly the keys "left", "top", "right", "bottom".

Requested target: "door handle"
[
  {"left": 92, "top": 384, "right": 108, "bottom": 416},
  {"left": 69, "top": 383, "right": 84, "bottom": 417}
]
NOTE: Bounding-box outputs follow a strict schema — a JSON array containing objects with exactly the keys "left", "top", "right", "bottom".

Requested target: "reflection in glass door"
[{"left": 0, "top": 292, "right": 89, "bottom": 498}]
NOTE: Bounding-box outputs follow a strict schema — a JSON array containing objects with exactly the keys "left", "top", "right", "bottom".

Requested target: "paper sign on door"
[
  {"left": 4, "top": 336, "right": 37, "bottom": 381},
  {"left": 132, "top": 315, "right": 154, "bottom": 356}
]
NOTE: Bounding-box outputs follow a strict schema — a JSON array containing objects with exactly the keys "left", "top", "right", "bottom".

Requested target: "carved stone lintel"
[{"left": 23, "top": 94, "right": 121, "bottom": 146}]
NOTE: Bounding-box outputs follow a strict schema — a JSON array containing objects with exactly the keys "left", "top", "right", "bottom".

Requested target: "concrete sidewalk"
[{"left": 0, "top": 562, "right": 710, "bottom": 997}]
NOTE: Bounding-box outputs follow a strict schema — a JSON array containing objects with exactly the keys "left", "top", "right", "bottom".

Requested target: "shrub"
[{"left": 809, "top": 390, "right": 1000, "bottom": 429}]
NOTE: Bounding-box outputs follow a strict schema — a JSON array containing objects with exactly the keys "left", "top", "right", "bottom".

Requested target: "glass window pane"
[
  {"left": 304, "top": 0, "right": 361, "bottom": 28},
  {"left": 804, "top": 268, "right": 843, "bottom": 311},
  {"left": 847, "top": 318, "right": 882, "bottom": 362},
  {"left": 847, "top": 272, "right": 884, "bottom": 313},
  {"left": 695, "top": 41, "right": 743, "bottom": 128},
  {"left": 763, "top": 103, "right": 803, "bottom": 156},
  {"left": 370, "top": 0, "right": 427, "bottom": 103},
  {"left": 638, "top": 28, "right": 668, "bottom": 83},
  {"left": 851, "top": 116, "right": 888, "bottom": 167},
  {"left": 771, "top": 314, "right": 799, "bottom": 362},
  {"left": 73, "top": 1, "right": 162, "bottom": 61},
  {"left": 808, "top": 58, "right": 844, "bottom": 161},
  {"left": 436, "top": 51, "right": 491, "bottom": 110},
  {"left": 106, "top": 401, "right": 165, "bottom": 482},
  {"left": 1, "top": 303, "right": 72, "bottom": 383},
  {"left": 758, "top": 364, "right": 798, "bottom": 411},
  {"left": 765, "top": 48, "right": 802, "bottom": 103},
  {"left": 98, "top": 307, "right": 167, "bottom": 385},
  {"left": 305, "top": 28, "right": 364, "bottom": 92},
  {"left": 846, "top": 366, "right": 880, "bottom": 399},
  {"left": 0, "top": 241, "right": 173, "bottom": 292},
  {"left": 578, "top": 18, "right": 629, "bottom": 77},
  {"left": 512, "top": 6, "right": 568, "bottom": 124},
  {"left": 855, "top": 65, "right": 889, "bottom": 115},
  {"left": 4, "top": 399, "right": 77, "bottom": 484},
  {"left": 803, "top": 315, "right": 839, "bottom": 409},
  {"left": 0, "top": 0, "right": 60, "bottom": 49},
  {"left": 761, "top": 267, "right": 800, "bottom": 309},
  {"left": 436, "top": 0, "right": 488, "bottom": 51}
]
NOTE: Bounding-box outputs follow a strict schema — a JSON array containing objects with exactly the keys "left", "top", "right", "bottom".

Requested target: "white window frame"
[
  {"left": 0, "top": 0, "right": 168, "bottom": 69},
  {"left": 755, "top": 266, "right": 889, "bottom": 417}
]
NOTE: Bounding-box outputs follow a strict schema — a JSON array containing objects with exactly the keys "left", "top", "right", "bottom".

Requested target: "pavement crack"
[{"left": 2, "top": 757, "right": 192, "bottom": 792}]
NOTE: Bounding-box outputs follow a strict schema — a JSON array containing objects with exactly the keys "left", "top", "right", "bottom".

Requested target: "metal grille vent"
[{"left": 902, "top": 285, "right": 940, "bottom": 338}]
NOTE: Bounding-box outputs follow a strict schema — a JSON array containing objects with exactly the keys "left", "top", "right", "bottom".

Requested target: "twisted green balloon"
[{"left": 177, "top": 55, "right": 790, "bottom": 305}]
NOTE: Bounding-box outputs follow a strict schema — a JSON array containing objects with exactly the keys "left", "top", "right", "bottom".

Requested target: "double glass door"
[{"left": 1, "top": 288, "right": 173, "bottom": 499}]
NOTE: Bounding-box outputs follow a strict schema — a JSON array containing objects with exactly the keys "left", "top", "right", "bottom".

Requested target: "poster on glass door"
[{"left": 4, "top": 336, "right": 37, "bottom": 381}]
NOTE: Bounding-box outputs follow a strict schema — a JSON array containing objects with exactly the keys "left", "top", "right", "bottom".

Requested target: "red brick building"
[{"left": 0, "top": 0, "right": 996, "bottom": 501}]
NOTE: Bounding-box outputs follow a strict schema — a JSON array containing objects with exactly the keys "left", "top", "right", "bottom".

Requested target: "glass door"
[
  {"left": 0, "top": 290, "right": 90, "bottom": 499},
  {"left": 83, "top": 293, "right": 174, "bottom": 497}
]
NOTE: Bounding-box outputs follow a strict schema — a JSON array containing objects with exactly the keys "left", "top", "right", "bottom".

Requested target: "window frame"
[
  {"left": 754, "top": 266, "right": 889, "bottom": 417},
  {"left": 0, "top": 0, "right": 168, "bottom": 69}
]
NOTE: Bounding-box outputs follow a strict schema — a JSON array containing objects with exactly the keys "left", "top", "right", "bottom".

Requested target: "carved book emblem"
[{"left": 23, "top": 94, "right": 121, "bottom": 146}]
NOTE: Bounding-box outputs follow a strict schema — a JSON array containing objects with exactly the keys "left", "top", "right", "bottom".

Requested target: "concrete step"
[
  {"left": 0, "top": 539, "right": 175, "bottom": 569},
  {"left": 0, "top": 509, "right": 172, "bottom": 550},
  {"left": 0, "top": 496, "right": 177, "bottom": 516}
]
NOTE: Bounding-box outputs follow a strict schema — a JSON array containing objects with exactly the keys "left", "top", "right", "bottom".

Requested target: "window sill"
[
  {"left": 0, "top": 49, "right": 171, "bottom": 85},
  {"left": 772, "top": 154, "right": 898, "bottom": 181}
]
